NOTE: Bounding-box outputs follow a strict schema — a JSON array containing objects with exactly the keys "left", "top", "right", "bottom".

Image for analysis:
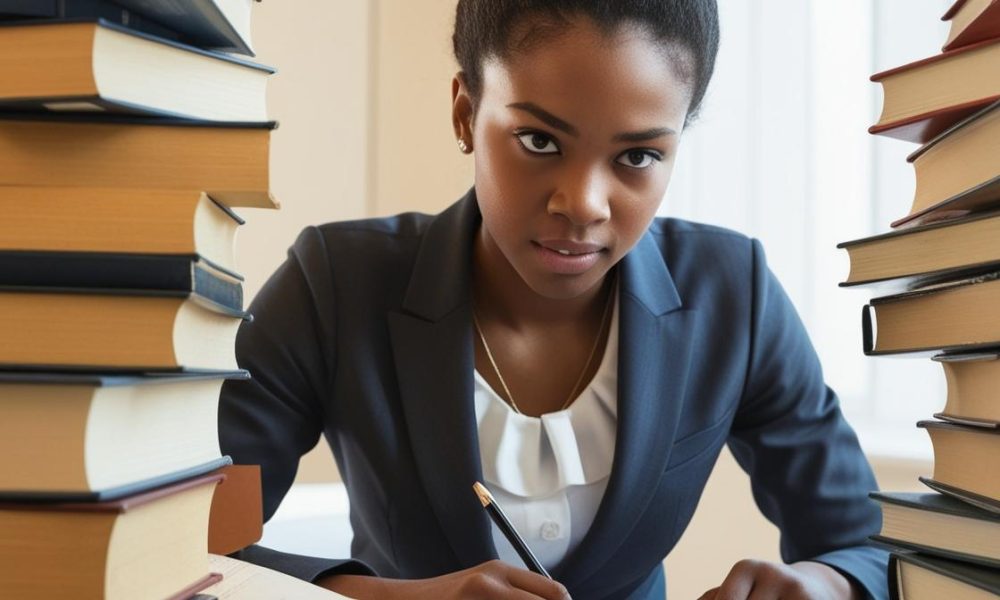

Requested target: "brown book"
[
  {"left": 0, "top": 187, "right": 242, "bottom": 274},
  {"left": 0, "top": 289, "right": 246, "bottom": 370},
  {"left": 919, "top": 420, "right": 1000, "bottom": 512},
  {"left": 0, "top": 371, "right": 245, "bottom": 499},
  {"left": 838, "top": 210, "right": 1000, "bottom": 288},
  {"left": 0, "top": 19, "right": 271, "bottom": 121},
  {"left": 934, "top": 352, "right": 1000, "bottom": 427},
  {"left": 0, "top": 114, "right": 277, "bottom": 209},
  {"left": 869, "top": 38, "right": 1000, "bottom": 143},
  {"left": 892, "top": 101, "right": 1000, "bottom": 228},
  {"left": 862, "top": 272, "right": 1000, "bottom": 355},
  {"left": 0, "top": 473, "right": 224, "bottom": 599},
  {"left": 208, "top": 464, "right": 263, "bottom": 555},
  {"left": 890, "top": 553, "right": 1000, "bottom": 600},
  {"left": 942, "top": 0, "right": 1000, "bottom": 51}
]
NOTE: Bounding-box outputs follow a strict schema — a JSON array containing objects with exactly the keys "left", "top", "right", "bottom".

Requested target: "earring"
[{"left": 457, "top": 138, "right": 470, "bottom": 153}]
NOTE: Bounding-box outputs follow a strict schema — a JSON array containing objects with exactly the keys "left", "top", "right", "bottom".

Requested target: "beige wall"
[{"left": 247, "top": 3, "right": 932, "bottom": 596}]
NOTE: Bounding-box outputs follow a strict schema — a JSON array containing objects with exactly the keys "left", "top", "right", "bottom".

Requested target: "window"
[{"left": 662, "top": 0, "right": 955, "bottom": 459}]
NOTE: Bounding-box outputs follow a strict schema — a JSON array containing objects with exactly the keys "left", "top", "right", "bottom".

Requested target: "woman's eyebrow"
[
  {"left": 506, "top": 102, "right": 675, "bottom": 142},
  {"left": 612, "top": 127, "right": 675, "bottom": 143},
  {"left": 507, "top": 102, "right": 578, "bottom": 136}
]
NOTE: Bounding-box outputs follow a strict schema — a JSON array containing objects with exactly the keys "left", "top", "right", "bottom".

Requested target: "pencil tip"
[{"left": 472, "top": 481, "right": 492, "bottom": 507}]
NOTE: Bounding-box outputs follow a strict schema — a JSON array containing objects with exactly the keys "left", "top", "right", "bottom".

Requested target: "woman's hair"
[{"left": 453, "top": 0, "right": 720, "bottom": 125}]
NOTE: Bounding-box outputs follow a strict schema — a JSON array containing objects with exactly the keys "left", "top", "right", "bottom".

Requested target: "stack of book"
[
  {"left": 839, "top": 1, "right": 1000, "bottom": 599},
  {"left": 0, "top": 1, "right": 276, "bottom": 597}
]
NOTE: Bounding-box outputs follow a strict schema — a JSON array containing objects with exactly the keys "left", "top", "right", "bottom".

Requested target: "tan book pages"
[{"left": 203, "top": 554, "right": 353, "bottom": 599}]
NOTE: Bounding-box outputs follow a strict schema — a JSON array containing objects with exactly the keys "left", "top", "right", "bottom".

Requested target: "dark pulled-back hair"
[{"left": 453, "top": 0, "right": 720, "bottom": 125}]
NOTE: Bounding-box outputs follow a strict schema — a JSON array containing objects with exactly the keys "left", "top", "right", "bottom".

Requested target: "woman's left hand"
[{"left": 696, "top": 559, "right": 861, "bottom": 600}]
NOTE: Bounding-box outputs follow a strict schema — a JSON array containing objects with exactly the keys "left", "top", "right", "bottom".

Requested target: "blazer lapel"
[
  {"left": 552, "top": 231, "right": 700, "bottom": 589},
  {"left": 387, "top": 191, "right": 497, "bottom": 569}
]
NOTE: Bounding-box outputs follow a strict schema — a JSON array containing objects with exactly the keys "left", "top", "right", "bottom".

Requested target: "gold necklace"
[{"left": 472, "top": 277, "right": 616, "bottom": 415}]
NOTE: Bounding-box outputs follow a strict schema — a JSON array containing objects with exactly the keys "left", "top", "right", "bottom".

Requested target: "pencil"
[{"left": 472, "top": 481, "right": 552, "bottom": 579}]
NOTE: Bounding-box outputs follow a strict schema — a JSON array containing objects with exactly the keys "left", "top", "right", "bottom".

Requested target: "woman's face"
[{"left": 457, "top": 18, "right": 693, "bottom": 301}]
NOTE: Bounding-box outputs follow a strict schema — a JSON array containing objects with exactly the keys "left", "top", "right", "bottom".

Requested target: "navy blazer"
[{"left": 219, "top": 189, "right": 889, "bottom": 599}]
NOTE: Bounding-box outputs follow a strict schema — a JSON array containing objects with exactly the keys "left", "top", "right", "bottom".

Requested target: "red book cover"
[
  {"left": 869, "top": 37, "right": 1000, "bottom": 143},
  {"left": 943, "top": 0, "right": 1000, "bottom": 51}
]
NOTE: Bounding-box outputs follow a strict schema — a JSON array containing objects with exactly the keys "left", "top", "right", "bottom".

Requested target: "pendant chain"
[{"left": 472, "top": 276, "right": 615, "bottom": 414}]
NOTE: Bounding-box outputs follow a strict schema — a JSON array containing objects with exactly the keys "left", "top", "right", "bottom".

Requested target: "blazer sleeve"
[
  {"left": 726, "top": 239, "right": 888, "bottom": 600},
  {"left": 218, "top": 226, "right": 376, "bottom": 581}
]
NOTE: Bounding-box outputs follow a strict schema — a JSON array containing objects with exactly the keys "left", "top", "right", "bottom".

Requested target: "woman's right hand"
[{"left": 315, "top": 559, "right": 571, "bottom": 599}]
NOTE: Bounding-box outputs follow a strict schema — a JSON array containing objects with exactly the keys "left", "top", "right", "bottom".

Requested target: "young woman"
[{"left": 220, "top": 2, "right": 889, "bottom": 598}]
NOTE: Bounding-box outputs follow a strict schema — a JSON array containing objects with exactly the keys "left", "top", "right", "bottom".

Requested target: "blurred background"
[{"left": 238, "top": 1, "right": 952, "bottom": 597}]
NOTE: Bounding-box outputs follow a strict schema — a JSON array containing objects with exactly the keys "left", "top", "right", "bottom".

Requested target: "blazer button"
[{"left": 540, "top": 520, "right": 561, "bottom": 541}]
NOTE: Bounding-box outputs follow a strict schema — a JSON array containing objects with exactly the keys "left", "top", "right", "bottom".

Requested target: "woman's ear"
[{"left": 452, "top": 72, "right": 474, "bottom": 153}]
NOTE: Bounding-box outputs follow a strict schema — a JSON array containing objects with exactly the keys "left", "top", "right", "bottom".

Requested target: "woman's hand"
[
  {"left": 697, "top": 559, "right": 860, "bottom": 600},
  {"left": 315, "top": 559, "right": 571, "bottom": 600}
]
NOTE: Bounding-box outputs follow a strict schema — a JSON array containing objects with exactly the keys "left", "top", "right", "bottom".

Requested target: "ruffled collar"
[{"left": 473, "top": 291, "right": 619, "bottom": 498}]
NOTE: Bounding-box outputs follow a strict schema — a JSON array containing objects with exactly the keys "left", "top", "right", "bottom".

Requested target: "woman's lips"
[{"left": 531, "top": 240, "right": 605, "bottom": 275}]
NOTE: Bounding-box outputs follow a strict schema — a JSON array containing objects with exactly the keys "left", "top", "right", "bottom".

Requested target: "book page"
[{"left": 201, "top": 554, "right": 352, "bottom": 599}]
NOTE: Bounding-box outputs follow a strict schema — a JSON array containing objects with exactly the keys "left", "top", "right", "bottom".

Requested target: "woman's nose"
[{"left": 547, "top": 169, "right": 612, "bottom": 227}]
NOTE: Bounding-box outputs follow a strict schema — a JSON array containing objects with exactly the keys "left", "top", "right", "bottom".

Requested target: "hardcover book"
[
  {"left": 869, "top": 38, "right": 1000, "bottom": 143},
  {"left": 0, "top": 187, "right": 243, "bottom": 274},
  {"left": 0, "top": 371, "right": 246, "bottom": 499},
  {"left": 892, "top": 100, "right": 1000, "bottom": 228},
  {"left": 0, "top": 19, "right": 272, "bottom": 121},
  {"left": 889, "top": 552, "right": 1000, "bottom": 599},
  {"left": 934, "top": 351, "right": 1000, "bottom": 427},
  {"left": 862, "top": 272, "right": 1000, "bottom": 355},
  {"left": 919, "top": 420, "right": 1000, "bottom": 513},
  {"left": 0, "top": 113, "right": 278, "bottom": 209},
  {"left": 870, "top": 491, "right": 1000, "bottom": 567},
  {"left": 942, "top": 0, "right": 1000, "bottom": 52},
  {"left": 0, "top": 288, "right": 249, "bottom": 371},
  {"left": 0, "top": 473, "right": 225, "bottom": 599},
  {"left": 838, "top": 209, "right": 1000, "bottom": 289}
]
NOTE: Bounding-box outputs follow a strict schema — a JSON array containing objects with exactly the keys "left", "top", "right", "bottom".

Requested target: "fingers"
[
  {"left": 505, "top": 564, "right": 571, "bottom": 600},
  {"left": 696, "top": 586, "right": 719, "bottom": 600},
  {"left": 713, "top": 559, "right": 758, "bottom": 599}
]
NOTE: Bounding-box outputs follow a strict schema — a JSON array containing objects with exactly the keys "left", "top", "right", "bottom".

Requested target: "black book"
[
  {"left": 0, "top": 251, "right": 243, "bottom": 311},
  {"left": 0, "top": 0, "right": 256, "bottom": 55},
  {"left": 870, "top": 491, "right": 1000, "bottom": 567}
]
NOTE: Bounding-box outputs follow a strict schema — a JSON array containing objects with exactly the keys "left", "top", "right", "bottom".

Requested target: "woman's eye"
[
  {"left": 615, "top": 149, "right": 662, "bottom": 169},
  {"left": 515, "top": 131, "right": 560, "bottom": 155}
]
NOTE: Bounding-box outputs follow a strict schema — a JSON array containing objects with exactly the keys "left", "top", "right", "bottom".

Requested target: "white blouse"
[{"left": 473, "top": 290, "right": 619, "bottom": 572}]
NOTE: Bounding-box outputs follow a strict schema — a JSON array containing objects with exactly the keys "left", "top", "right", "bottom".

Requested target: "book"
[
  {"left": 0, "top": 113, "right": 278, "bottom": 209},
  {"left": 0, "top": 187, "right": 242, "bottom": 274},
  {"left": 0, "top": 473, "right": 225, "bottom": 599},
  {"left": 0, "top": 0, "right": 255, "bottom": 55},
  {"left": 0, "top": 19, "right": 272, "bottom": 121},
  {"left": 838, "top": 210, "right": 1000, "bottom": 289},
  {"left": 889, "top": 552, "right": 1000, "bottom": 600},
  {"left": 202, "top": 553, "right": 352, "bottom": 599},
  {"left": 0, "top": 252, "right": 243, "bottom": 311},
  {"left": 110, "top": 0, "right": 257, "bottom": 56},
  {"left": 919, "top": 420, "right": 1000, "bottom": 512},
  {"left": 934, "top": 351, "right": 1000, "bottom": 427},
  {"left": 869, "top": 38, "right": 1000, "bottom": 143},
  {"left": 942, "top": 0, "right": 1000, "bottom": 52},
  {"left": 870, "top": 491, "right": 1000, "bottom": 567},
  {"left": 207, "top": 464, "right": 262, "bottom": 555},
  {"left": 0, "top": 289, "right": 248, "bottom": 371},
  {"left": 861, "top": 272, "right": 1000, "bottom": 355},
  {"left": 891, "top": 101, "right": 1000, "bottom": 228},
  {"left": 0, "top": 0, "right": 181, "bottom": 42},
  {"left": 0, "top": 371, "right": 246, "bottom": 499}
]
